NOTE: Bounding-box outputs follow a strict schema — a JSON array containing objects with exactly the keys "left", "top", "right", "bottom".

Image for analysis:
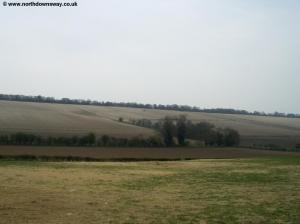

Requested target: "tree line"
[
  {"left": 1, "top": 93, "right": 299, "bottom": 118},
  {"left": 0, "top": 133, "right": 164, "bottom": 147}
]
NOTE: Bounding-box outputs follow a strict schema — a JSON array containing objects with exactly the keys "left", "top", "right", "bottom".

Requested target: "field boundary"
[
  {"left": 0, "top": 154, "right": 196, "bottom": 162},
  {"left": 0, "top": 146, "right": 299, "bottom": 162}
]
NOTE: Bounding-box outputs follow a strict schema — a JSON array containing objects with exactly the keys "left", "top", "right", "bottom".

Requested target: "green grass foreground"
[{"left": 0, "top": 157, "right": 300, "bottom": 224}]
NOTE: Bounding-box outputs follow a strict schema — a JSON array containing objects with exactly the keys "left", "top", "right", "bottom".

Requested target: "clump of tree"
[
  {"left": 131, "top": 116, "right": 240, "bottom": 147},
  {"left": 130, "top": 118, "right": 161, "bottom": 130},
  {"left": 130, "top": 116, "right": 189, "bottom": 146},
  {"left": 186, "top": 122, "right": 240, "bottom": 146}
]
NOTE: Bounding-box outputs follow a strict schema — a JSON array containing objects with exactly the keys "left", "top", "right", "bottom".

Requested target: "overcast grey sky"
[{"left": 1, "top": 0, "right": 299, "bottom": 113}]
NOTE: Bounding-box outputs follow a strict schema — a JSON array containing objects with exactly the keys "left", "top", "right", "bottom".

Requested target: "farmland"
[
  {"left": 1, "top": 100, "right": 300, "bottom": 224},
  {"left": 0, "top": 100, "right": 300, "bottom": 147},
  {"left": 1, "top": 156, "right": 300, "bottom": 224}
]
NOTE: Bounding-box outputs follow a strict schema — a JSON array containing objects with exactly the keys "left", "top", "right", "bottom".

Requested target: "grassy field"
[
  {"left": 0, "top": 156, "right": 300, "bottom": 224},
  {"left": 1, "top": 100, "right": 300, "bottom": 146}
]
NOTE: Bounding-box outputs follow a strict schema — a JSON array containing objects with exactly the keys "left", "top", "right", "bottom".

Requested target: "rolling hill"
[{"left": 0, "top": 100, "right": 300, "bottom": 147}]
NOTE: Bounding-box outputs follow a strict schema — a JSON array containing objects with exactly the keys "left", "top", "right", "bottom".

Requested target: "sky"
[{"left": 1, "top": 0, "right": 300, "bottom": 113}]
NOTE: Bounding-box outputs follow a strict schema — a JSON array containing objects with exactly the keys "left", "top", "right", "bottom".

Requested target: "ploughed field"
[
  {"left": 0, "top": 157, "right": 300, "bottom": 224},
  {"left": 0, "top": 146, "right": 299, "bottom": 160},
  {"left": 1, "top": 100, "right": 300, "bottom": 147}
]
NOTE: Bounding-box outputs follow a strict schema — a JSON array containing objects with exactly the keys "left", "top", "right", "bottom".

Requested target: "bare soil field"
[
  {"left": 1, "top": 100, "right": 300, "bottom": 146},
  {"left": 0, "top": 146, "right": 298, "bottom": 160},
  {"left": 0, "top": 157, "right": 300, "bottom": 224}
]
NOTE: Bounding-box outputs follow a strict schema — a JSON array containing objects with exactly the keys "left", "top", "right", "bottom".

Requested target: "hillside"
[{"left": 0, "top": 100, "right": 300, "bottom": 147}]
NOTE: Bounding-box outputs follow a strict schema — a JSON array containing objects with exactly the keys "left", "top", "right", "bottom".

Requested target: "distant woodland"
[{"left": 1, "top": 94, "right": 299, "bottom": 118}]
